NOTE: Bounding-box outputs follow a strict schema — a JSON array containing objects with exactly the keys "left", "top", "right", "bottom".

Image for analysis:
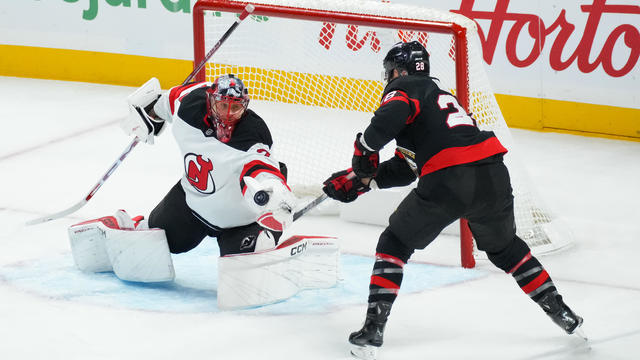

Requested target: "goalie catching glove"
[
  {"left": 120, "top": 77, "right": 166, "bottom": 144},
  {"left": 322, "top": 168, "right": 370, "bottom": 203},
  {"left": 243, "top": 176, "right": 296, "bottom": 232}
]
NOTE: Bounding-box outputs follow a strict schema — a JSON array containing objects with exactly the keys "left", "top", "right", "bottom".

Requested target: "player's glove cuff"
[{"left": 352, "top": 133, "right": 379, "bottom": 178}]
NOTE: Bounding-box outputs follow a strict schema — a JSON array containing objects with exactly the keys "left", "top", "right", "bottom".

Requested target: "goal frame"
[{"left": 192, "top": 0, "right": 477, "bottom": 268}]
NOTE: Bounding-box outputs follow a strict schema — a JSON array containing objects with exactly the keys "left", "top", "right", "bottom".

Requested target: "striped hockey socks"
[
  {"left": 508, "top": 251, "right": 557, "bottom": 302},
  {"left": 367, "top": 252, "right": 406, "bottom": 304}
]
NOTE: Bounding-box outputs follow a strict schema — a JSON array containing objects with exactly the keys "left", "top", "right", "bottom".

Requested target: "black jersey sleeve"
[
  {"left": 374, "top": 154, "right": 417, "bottom": 189},
  {"left": 363, "top": 90, "right": 414, "bottom": 151}
]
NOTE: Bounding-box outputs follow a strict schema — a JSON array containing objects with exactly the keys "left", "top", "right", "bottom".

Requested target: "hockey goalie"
[{"left": 67, "top": 76, "right": 339, "bottom": 309}]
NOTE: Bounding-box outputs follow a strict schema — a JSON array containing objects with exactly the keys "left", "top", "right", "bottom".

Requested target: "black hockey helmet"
[
  {"left": 206, "top": 74, "right": 250, "bottom": 143},
  {"left": 383, "top": 41, "right": 430, "bottom": 82}
]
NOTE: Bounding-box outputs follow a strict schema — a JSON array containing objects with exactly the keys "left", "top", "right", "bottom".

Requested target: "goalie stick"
[{"left": 26, "top": 4, "right": 256, "bottom": 226}]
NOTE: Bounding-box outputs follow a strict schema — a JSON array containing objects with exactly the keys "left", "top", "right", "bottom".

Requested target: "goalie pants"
[{"left": 148, "top": 181, "right": 281, "bottom": 256}]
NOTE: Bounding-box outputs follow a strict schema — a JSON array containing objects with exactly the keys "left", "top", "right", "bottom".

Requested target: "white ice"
[{"left": 0, "top": 76, "right": 639, "bottom": 359}]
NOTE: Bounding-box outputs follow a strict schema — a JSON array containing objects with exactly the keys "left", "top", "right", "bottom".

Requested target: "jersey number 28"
[{"left": 437, "top": 94, "right": 476, "bottom": 128}]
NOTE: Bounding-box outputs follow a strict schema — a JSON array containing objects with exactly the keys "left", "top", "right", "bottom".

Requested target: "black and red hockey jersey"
[{"left": 363, "top": 75, "right": 507, "bottom": 189}]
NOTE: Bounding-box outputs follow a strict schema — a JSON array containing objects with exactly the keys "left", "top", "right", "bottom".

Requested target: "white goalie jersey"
[{"left": 153, "top": 82, "right": 289, "bottom": 230}]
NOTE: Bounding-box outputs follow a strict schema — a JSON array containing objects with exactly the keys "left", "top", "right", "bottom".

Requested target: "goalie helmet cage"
[{"left": 192, "top": 0, "right": 572, "bottom": 268}]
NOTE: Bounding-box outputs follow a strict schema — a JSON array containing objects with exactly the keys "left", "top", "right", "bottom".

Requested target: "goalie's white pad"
[
  {"left": 120, "top": 77, "right": 164, "bottom": 144},
  {"left": 68, "top": 211, "right": 175, "bottom": 282},
  {"left": 68, "top": 218, "right": 113, "bottom": 273},
  {"left": 217, "top": 235, "right": 340, "bottom": 310},
  {"left": 104, "top": 227, "right": 174, "bottom": 283}
]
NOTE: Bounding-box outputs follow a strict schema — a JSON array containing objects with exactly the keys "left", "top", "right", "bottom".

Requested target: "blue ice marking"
[{"left": 0, "top": 240, "right": 486, "bottom": 314}]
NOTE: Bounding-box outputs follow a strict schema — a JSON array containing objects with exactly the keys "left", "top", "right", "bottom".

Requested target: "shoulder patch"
[{"left": 382, "top": 91, "right": 397, "bottom": 104}]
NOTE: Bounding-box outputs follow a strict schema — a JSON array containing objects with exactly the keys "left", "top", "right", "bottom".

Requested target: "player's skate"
[
  {"left": 538, "top": 293, "right": 586, "bottom": 340},
  {"left": 349, "top": 301, "right": 392, "bottom": 360}
]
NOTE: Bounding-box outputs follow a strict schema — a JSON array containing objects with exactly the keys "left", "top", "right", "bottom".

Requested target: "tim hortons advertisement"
[{"left": 1, "top": 0, "right": 638, "bottom": 109}]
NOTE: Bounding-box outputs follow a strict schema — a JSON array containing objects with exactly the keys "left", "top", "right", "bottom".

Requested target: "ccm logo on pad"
[{"left": 290, "top": 242, "right": 307, "bottom": 256}]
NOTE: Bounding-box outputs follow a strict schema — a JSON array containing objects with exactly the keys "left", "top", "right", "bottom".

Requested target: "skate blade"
[
  {"left": 350, "top": 344, "right": 378, "bottom": 360},
  {"left": 573, "top": 327, "right": 589, "bottom": 343}
]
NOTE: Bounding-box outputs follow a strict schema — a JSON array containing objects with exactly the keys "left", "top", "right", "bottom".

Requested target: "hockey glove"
[
  {"left": 352, "top": 133, "right": 379, "bottom": 178},
  {"left": 120, "top": 77, "right": 166, "bottom": 144},
  {"left": 322, "top": 168, "right": 370, "bottom": 203},
  {"left": 243, "top": 176, "right": 296, "bottom": 232}
]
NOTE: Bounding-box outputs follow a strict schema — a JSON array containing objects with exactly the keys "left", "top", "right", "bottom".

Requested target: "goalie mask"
[
  {"left": 206, "top": 74, "right": 250, "bottom": 143},
  {"left": 383, "top": 41, "right": 430, "bottom": 82}
]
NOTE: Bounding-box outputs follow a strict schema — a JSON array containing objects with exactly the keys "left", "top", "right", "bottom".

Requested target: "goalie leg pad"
[
  {"left": 104, "top": 228, "right": 175, "bottom": 283},
  {"left": 68, "top": 213, "right": 175, "bottom": 282},
  {"left": 68, "top": 218, "right": 114, "bottom": 273},
  {"left": 217, "top": 235, "right": 339, "bottom": 310}
]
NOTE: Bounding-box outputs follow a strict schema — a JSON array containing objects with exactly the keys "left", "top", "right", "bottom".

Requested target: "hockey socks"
[
  {"left": 508, "top": 251, "right": 557, "bottom": 302},
  {"left": 488, "top": 236, "right": 584, "bottom": 335},
  {"left": 351, "top": 233, "right": 413, "bottom": 359},
  {"left": 368, "top": 252, "right": 405, "bottom": 304},
  {"left": 488, "top": 236, "right": 557, "bottom": 302}
]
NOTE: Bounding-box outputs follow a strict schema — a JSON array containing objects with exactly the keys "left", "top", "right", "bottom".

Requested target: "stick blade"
[{"left": 24, "top": 200, "right": 86, "bottom": 226}]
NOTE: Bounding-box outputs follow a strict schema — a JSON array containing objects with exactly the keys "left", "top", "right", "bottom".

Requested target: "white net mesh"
[{"left": 196, "top": 0, "right": 571, "bottom": 255}]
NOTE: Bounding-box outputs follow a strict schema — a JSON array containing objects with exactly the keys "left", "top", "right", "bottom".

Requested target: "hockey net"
[{"left": 192, "top": 0, "right": 572, "bottom": 267}]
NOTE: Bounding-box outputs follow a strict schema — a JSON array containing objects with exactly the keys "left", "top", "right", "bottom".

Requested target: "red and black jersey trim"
[
  {"left": 380, "top": 90, "right": 421, "bottom": 124},
  {"left": 168, "top": 82, "right": 208, "bottom": 115},
  {"left": 239, "top": 160, "right": 288, "bottom": 195},
  {"left": 420, "top": 136, "right": 508, "bottom": 176}
]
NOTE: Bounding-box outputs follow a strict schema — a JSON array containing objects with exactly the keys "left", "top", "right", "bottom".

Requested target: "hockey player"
[
  {"left": 68, "top": 74, "right": 296, "bottom": 283},
  {"left": 322, "top": 41, "right": 583, "bottom": 359}
]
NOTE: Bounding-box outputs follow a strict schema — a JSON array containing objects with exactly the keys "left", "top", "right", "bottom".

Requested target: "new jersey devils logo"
[{"left": 184, "top": 153, "right": 215, "bottom": 194}]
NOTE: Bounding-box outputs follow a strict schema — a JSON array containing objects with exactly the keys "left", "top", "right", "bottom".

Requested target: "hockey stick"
[
  {"left": 26, "top": 4, "right": 256, "bottom": 226},
  {"left": 25, "top": 139, "right": 139, "bottom": 226},
  {"left": 291, "top": 171, "right": 359, "bottom": 221},
  {"left": 293, "top": 193, "right": 329, "bottom": 222}
]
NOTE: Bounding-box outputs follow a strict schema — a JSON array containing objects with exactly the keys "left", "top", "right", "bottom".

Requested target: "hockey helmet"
[
  {"left": 206, "top": 74, "right": 250, "bottom": 143},
  {"left": 383, "top": 41, "right": 430, "bottom": 82}
]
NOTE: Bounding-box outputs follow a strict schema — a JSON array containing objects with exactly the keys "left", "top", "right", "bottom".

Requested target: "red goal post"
[{"left": 191, "top": 0, "right": 571, "bottom": 268}]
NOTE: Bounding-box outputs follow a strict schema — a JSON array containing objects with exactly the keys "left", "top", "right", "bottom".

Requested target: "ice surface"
[{"left": 0, "top": 76, "right": 638, "bottom": 359}]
